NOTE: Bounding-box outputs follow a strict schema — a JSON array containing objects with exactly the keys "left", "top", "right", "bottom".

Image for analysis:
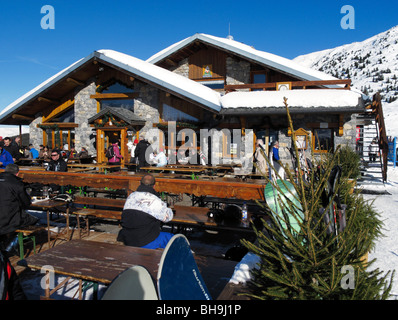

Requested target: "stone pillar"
[{"left": 74, "top": 81, "right": 98, "bottom": 155}]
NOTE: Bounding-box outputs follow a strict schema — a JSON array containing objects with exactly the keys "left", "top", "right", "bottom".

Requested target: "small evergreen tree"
[{"left": 242, "top": 98, "right": 394, "bottom": 300}]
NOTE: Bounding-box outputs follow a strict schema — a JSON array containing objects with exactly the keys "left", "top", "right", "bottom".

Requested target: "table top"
[
  {"left": 172, "top": 205, "right": 215, "bottom": 226},
  {"left": 67, "top": 163, "right": 121, "bottom": 168},
  {"left": 29, "top": 198, "right": 67, "bottom": 209},
  {"left": 140, "top": 166, "right": 206, "bottom": 173},
  {"left": 24, "top": 240, "right": 163, "bottom": 284}
]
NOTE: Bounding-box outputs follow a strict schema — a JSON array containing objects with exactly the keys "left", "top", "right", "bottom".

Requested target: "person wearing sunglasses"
[{"left": 46, "top": 149, "right": 67, "bottom": 172}]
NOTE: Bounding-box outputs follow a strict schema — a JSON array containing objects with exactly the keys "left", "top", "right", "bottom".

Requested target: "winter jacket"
[
  {"left": 154, "top": 151, "right": 167, "bottom": 167},
  {"left": 46, "top": 158, "right": 68, "bottom": 172},
  {"left": 117, "top": 185, "right": 173, "bottom": 247},
  {"left": 0, "top": 172, "right": 33, "bottom": 235},
  {"left": 2, "top": 144, "right": 21, "bottom": 161},
  {"left": 0, "top": 149, "right": 14, "bottom": 169},
  {"left": 134, "top": 140, "right": 151, "bottom": 169},
  {"left": 108, "top": 143, "right": 123, "bottom": 164}
]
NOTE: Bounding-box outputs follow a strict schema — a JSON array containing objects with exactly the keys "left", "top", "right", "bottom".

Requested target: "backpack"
[
  {"left": 105, "top": 145, "right": 115, "bottom": 159},
  {"left": 0, "top": 250, "right": 26, "bottom": 300}
]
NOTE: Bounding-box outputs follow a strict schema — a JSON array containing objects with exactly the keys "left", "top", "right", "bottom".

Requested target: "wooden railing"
[
  {"left": 369, "top": 92, "right": 388, "bottom": 182},
  {"left": 224, "top": 79, "right": 351, "bottom": 93}
]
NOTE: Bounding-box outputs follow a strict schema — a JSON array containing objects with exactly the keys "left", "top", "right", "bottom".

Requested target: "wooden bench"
[
  {"left": 70, "top": 196, "right": 125, "bottom": 238},
  {"left": 15, "top": 225, "right": 47, "bottom": 260},
  {"left": 83, "top": 187, "right": 127, "bottom": 199}
]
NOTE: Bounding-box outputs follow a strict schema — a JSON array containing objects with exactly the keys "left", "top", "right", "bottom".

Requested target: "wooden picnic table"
[
  {"left": 29, "top": 198, "right": 70, "bottom": 248},
  {"left": 140, "top": 166, "right": 207, "bottom": 175},
  {"left": 17, "top": 158, "right": 45, "bottom": 166},
  {"left": 18, "top": 166, "right": 46, "bottom": 171},
  {"left": 21, "top": 239, "right": 238, "bottom": 300},
  {"left": 14, "top": 170, "right": 266, "bottom": 201},
  {"left": 22, "top": 239, "right": 163, "bottom": 299},
  {"left": 67, "top": 156, "right": 96, "bottom": 164},
  {"left": 67, "top": 163, "right": 121, "bottom": 173}
]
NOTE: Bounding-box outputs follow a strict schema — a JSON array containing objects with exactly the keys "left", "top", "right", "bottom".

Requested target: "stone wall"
[
  {"left": 29, "top": 117, "right": 43, "bottom": 149},
  {"left": 226, "top": 57, "right": 250, "bottom": 88},
  {"left": 133, "top": 80, "right": 159, "bottom": 139},
  {"left": 73, "top": 80, "right": 98, "bottom": 155}
]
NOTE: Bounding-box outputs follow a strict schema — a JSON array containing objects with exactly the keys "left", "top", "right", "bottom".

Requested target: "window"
[
  {"left": 101, "top": 99, "right": 134, "bottom": 111},
  {"left": 313, "top": 128, "right": 333, "bottom": 152},
  {"left": 98, "top": 81, "right": 135, "bottom": 111},
  {"left": 44, "top": 128, "right": 75, "bottom": 150},
  {"left": 162, "top": 104, "right": 199, "bottom": 123},
  {"left": 251, "top": 71, "right": 267, "bottom": 91},
  {"left": 197, "top": 80, "right": 225, "bottom": 91}
]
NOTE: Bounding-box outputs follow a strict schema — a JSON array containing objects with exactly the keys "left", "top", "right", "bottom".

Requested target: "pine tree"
[{"left": 242, "top": 98, "right": 394, "bottom": 300}]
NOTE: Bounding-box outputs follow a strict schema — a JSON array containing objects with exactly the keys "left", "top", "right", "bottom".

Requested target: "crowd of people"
[{"left": 0, "top": 135, "right": 93, "bottom": 170}]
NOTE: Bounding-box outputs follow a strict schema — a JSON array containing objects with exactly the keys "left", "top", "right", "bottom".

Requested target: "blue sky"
[{"left": 0, "top": 0, "right": 397, "bottom": 116}]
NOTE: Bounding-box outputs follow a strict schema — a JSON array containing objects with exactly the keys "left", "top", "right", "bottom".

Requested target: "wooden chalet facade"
[{"left": 0, "top": 33, "right": 366, "bottom": 169}]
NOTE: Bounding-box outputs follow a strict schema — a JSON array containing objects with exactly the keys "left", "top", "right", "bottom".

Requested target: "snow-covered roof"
[
  {"left": 147, "top": 33, "right": 342, "bottom": 87},
  {"left": 0, "top": 54, "right": 93, "bottom": 119},
  {"left": 220, "top": 89, "right": 364, "bottom": 113},
  {"left": 0, "top": 49, "right": 222, "bottom": 121},
  {"left": 96, "top": 50, "right": 221, "bottom": 112}
]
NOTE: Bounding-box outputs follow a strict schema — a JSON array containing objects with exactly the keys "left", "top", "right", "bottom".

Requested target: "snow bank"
[{"left": 221, "top": 89, "right": 363, "bottom": 109}]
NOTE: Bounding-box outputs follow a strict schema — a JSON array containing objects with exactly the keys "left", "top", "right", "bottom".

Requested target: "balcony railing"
[{"left": 224, "top": 79, "right": 351, "bottom": 93}]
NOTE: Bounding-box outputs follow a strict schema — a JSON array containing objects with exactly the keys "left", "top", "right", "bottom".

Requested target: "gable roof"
[
  {"left": 147, "top": 33, "right": 342, "bottom": 88},
  {"left": 0, "top": 49, "right": 222, "bottom": 125},
  {"left": 87, "top": 107, "right": 146, "bottom": 126}
]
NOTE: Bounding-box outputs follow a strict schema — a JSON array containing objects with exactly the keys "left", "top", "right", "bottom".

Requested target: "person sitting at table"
[
  {"left": 46, "top": 149, "right": 68, "bottom": 172},
  {"left": 67, "top": 146, "right": 78, "bottom": 159},
  {"left": 28, "top": 144, "right": 39, "bottom": 159},
  {"left": 153, "top": 148, "right": 167, "bottom": 167},
  {"left": 0, "top": 164, "right": 38, "bottom": 256},
  {"left": 0, "top": 144, "right": 14, "bottom": 169},
  {"left": 39, "top": 146, "right": 51, "bottom": 162},
  {"left": 117, "top": 174, "right": 174, "bottom": 249},
  {"left": 77, "top": 147, "right": 89, "bottom": 159},
  {"left": 2, "top": 137, "right": 21, "bottom": 163}
]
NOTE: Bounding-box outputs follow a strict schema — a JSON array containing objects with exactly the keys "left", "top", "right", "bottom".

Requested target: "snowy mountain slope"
[{"left": 294, "top": 26, "right": 398, "bottom": 104}]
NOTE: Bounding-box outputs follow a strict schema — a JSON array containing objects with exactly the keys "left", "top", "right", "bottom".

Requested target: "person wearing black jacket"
[
  {"left": 45, "top": 150, "right": 68, "bottom": 193},
  {"left": 134, "top": 137, "right": 151, "bottom": 171},
  {"left": 46, "top": 149, "right": 68, "bottom": 172},
  {"left": 117, "top": 174, "right": 173, "bottom": 249},
  {"left": 0, "top": 164, "right": 38, "bottom": 251},
  {"left": 2, "top": 137, "right": 21, "bottom": 162}
]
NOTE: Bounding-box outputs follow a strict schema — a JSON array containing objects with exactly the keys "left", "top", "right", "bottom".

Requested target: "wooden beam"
[
  {"left": 90, "top": 93, "right": 139, "bottom": 100},
  {"left": 66, "top": 77, "right": 85, "bottom": 86},
  {"left": 42, "top": 99, "right": 74, "bottom": 123},
  {"left": 36, "top": 122, "right": 78, "bottom": 129},
  {"left": 38, "top": 97, "right": 60, "bottom": 104},
  {"left": 165, "top": 58, "right": 177, "bottom": 66},
  {"left": 12, "top": 114, "right": 34, "bottom": 121}
]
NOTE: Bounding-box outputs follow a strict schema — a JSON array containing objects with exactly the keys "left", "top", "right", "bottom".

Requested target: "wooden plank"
[
  {"left": 15, "top": 170, "right": 266, "bottom": 201},
  {"left": 90, "top": 93, "right": 139, "bottom": 100},
  {"left": 24, "top": 240, "right": 163, "bottom": 284}
]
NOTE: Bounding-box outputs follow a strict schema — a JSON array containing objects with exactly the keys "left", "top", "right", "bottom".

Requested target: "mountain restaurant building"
[{"left": 0, "top": 33, "right": 365, "bottom": 168}]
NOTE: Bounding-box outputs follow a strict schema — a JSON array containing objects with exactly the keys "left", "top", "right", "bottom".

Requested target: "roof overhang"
[
  {"left": 147, "top": 33, "right": 343, "bottom": 88},
  {"left": 0, "top": 50, "right": 221, "bottom": 126}
]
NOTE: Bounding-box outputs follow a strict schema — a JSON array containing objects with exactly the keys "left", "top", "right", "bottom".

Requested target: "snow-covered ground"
[
  {"left": 383, "top": 100, "right": 398, "bottom": 138},
  {"left": 230, "top": 165, "right": 398, "bottom": 299},
  {"left": 364, "top": 165, "right": 398, "bottom": 299}
]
